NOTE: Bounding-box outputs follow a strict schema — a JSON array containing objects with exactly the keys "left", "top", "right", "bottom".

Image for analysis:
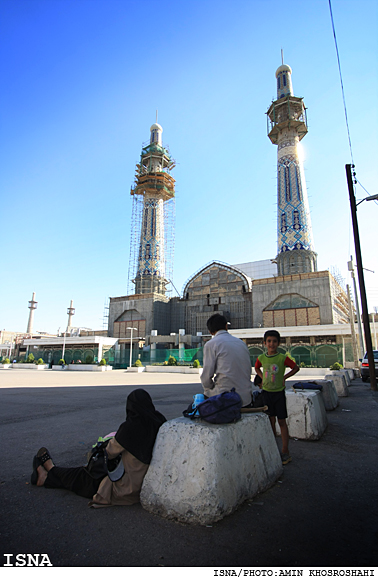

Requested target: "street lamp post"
[
  {"left": 127, "top": 327, "right": 138, "bottom": 369},
  {"left": 62, "top": 327, "right": 68, "bottom": 363},
  {"left": 346, "top": 164, "right": 377, "bottom": 391},
  {"left": 347, "top": 256, "right": 365, "bottom": 358}
]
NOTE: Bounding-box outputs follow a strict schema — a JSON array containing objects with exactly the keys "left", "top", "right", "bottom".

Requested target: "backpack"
[
  {"left": 85, "top": 438, "right": 124, "bottom": 482},
  {"left": 252, "top": 389, "right": 265, "bottom": 408},
  {"left": 183, "top": 388, "right": 242, "bottom": 424}
]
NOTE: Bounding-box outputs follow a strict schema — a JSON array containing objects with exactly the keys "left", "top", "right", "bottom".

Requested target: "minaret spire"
[
  {"left": 267, "top": 61, "right": 317, "bottom": 275},
  {"left": 27, "top": 292, "right": 37, "bottom": 334},
  {"left": 128, "top": 120, "right": 176, "bottom": 295}
]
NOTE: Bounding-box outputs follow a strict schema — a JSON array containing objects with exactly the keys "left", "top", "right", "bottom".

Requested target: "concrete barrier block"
[
  {"left": 285, "top": 391, "right": 327, "bottom": 440},
  {"left": 292, "top": 380, "right": 339, "bottom": 411},
  {"left": 346, "top": 369, "right": 354, "bottom": 381},
  {"left": 141, "top": 414, "right": 282, "bottom": 525},
  {"left": 313, "top": 380, "right": 339, "bottom": 410},
  {"left": 339, "top": 369, "right": 351, "bottom": 385},
  {"left": 325, "top": 373, "right": 349, "bottom": 397}
]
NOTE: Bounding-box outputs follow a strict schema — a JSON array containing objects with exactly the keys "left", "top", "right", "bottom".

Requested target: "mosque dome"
[{"left": 150, "top": 123, "right": 163, "bottom": 132}]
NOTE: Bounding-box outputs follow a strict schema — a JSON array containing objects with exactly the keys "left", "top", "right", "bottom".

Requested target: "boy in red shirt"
[{"left": 255, "top": 330, "right": 299, "bottom": 464}]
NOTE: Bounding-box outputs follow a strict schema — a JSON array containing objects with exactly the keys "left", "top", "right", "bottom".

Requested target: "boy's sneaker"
[{"left": 281, "top": 453, "right": 292, "bottom": 465}]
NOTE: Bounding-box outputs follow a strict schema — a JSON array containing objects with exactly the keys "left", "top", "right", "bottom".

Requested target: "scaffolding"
[
  {"left": 127, "top": 140, "right": 176, "bottom": 296},
  {"left": 329, "top": 267, "right": 349, "bottom": 324}
]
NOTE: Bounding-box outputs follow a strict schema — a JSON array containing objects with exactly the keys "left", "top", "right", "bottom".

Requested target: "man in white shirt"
[{"left": 200, "top": 314, "right": 253, "bottom": 407}]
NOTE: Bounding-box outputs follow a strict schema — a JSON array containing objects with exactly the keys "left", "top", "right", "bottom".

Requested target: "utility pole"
[
  {"left": 346, "top": 164, "right": 377, "bottom": 391},
  {"left": 372, "top": 307, "right": 377, "bottom": 350}
]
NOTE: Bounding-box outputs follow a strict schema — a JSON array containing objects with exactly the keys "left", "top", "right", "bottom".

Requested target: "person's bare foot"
[
  {"left": 36, "top": 465, "right": 48, "bottom": 486},
  {"left": 43, "top": 458, "right": 54, "bottom": 472}
]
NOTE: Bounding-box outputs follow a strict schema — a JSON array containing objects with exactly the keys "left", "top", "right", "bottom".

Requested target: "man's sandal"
[{"left": 30, "top": 447, "right": 54, "bottom": 485}]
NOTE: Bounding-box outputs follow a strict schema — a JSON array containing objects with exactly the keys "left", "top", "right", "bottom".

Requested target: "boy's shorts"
[{"left": 262, "top": 389, "right": 287, "bottom": 420}]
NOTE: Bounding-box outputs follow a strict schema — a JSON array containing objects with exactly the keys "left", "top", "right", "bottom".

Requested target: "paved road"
[{"left": 1, "top": 369, "right": 377, "bottom": 569}]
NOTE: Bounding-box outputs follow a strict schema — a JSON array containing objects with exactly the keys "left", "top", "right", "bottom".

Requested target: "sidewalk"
[{"left": 0, "top": 371, "right": 377, "bottom": 568}]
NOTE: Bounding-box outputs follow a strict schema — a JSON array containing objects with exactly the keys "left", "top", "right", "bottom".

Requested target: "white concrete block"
[
  {"left": 12, "top": 363, "right": 49, "bottom": 370},
  {"left": 66, "top": 364, "right": 112, "bottom": 372},
  {"left": 141, "top": 414, "right": 282, "bottom": 525},
  {"left": 339, "top": 369, "right": 351, "bottom": 385},
  {"left": 291, "top": 380, "right": 339, "bottom": 411},
  {"left": 325, "top": 373, "right": 349, "bottom": 397},
  {"left": 346, "top": 369, "right": 354, "bottom": 381},
  {"left": 285, "top": 391, "right": 327, "bottom": 440},
  {"left": 144, "top": 365, "right": 202, "bottom": 374},
  {"left": 313, "top": 380, "right": 339, "bottom": 410}
]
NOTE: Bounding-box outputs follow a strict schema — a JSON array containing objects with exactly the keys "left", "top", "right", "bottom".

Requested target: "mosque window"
[
  {"left": 283, "top": 75, "right": 286, "bottom": 86},
  {"left": 277, "top": 77, "right": 281, "bottom": 89},
  {"left": 293, "top": 210, "right": 301, "bottom": 231},
  {"left": 281, "top": 212, "right": 287, "bottom": 233},
  {"left": 145, "top": 244, "right": 151, "bottom": 259},
  {"left": 151, "top": 207, "right": 155, "bottom": 236},
  {"left": 285, "top": 166, "right": 291, "bottom": 202}
]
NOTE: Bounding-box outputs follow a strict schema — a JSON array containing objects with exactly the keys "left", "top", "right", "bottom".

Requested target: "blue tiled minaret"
[
  {"left": 131, "top": 122, "right": 175, "bottom": 295},
  {"left": 267, "top": 62, "right": 317, "bottom": 275}
]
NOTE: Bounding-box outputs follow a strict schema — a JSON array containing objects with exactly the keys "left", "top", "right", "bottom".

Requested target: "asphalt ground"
[{"left": 0, "top": 369, "right": 377, "bottom": 572}]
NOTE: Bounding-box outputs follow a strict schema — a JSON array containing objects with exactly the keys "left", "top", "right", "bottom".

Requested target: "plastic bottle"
[{"left": 193, "top": 393, "right": 205, "bottom": 416}]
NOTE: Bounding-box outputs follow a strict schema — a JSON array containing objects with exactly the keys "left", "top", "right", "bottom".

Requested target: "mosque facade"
[{"left": 107, "top": 61, "right": 352, "bottom": 366}]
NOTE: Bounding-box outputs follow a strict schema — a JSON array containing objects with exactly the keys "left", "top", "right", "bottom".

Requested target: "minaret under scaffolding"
[
  {"left": 128, "top": 120, "right": 175, "bottom": 296},
  {"left": 267, "top": 59, "right": 317, "bottom": 275}
]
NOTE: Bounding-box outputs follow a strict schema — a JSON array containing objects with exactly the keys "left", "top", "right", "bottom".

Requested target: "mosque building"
[{"left": 106, "top": 60, "right": 353, "bottom": 368}]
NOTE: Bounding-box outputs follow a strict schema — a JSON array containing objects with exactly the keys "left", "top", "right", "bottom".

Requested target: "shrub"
[
  {"left": 163, "top": 360, "right": 168, "bottom": 365},
  {"left": 330, "top": 362, "right": 343, "bottom": 371},
  {"left": 37, "top": 358, "right": 45, "bottom": 365},
  {"left": 193, "top": 359, "right": 200, "bottom": 368},
  {"left": 167, "top": 355, "right": 177, "bottom": 366},
  {"left": 26, "top": 353, "right": 35, "bottom": 364},
  {"left": 133, "top": 359, "right": 143, "bottom": 367},
  {"left": 99, "top": 358, "right": 107, "bottom": 366},
  {"left": 3, "top": 358, "right": 10, "bottom": 364},
  {"left": 85, "top": 355, "right": 93, "bottom": 364},
  {"left": 59, "top": 359, "right": 65, "bottom": 365}
]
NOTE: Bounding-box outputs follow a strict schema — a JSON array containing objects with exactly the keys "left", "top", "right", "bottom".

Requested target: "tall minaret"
[
  {"left": 129, "top": 120, "right": 175, "bottom": 295},
  {"left": 67, "top": 300, "right": 75, "bottom": 330},
  {"left": 27, "top": 292, "right": 37, "bottom": 334},
  {"left": 267, "top": 60, "right": 317, "bottom": 275}
]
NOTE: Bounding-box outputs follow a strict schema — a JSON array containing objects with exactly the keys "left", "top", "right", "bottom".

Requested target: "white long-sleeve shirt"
[{"left": 200, "top": 330, "right": 252, "bottom": 407}]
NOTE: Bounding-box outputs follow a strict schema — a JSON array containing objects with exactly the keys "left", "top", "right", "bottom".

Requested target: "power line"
[{"left": 328, "top": 0, "right": 354, "bottom": 165}]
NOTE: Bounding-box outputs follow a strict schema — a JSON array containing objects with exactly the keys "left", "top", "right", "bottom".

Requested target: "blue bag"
[
  {"left": 292, "top": 381, "right": 323, "bottom": 390},
  {"left": 197, "top": 388, "right": 242, "bottom": 424}
]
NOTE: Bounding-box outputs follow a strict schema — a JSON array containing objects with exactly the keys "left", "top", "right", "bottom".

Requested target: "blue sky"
[{"left": 1, "top": 0, "right": 377, "bottom": 334}]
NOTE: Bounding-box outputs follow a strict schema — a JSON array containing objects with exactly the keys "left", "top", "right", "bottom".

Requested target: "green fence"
[
  {"left": 248, "top": 343, "right": 347, "bottom": 368},
  {"left": 113, "top": 347, "right": 204, "bottom": 369},
  {"left": 17, "top": 341, "right": 352, "bottom": 370}
]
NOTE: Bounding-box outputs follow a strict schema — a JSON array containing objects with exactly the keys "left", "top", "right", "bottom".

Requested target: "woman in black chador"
[{"left": 31, "top": 389, "right": 166, "bottom": 507}]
